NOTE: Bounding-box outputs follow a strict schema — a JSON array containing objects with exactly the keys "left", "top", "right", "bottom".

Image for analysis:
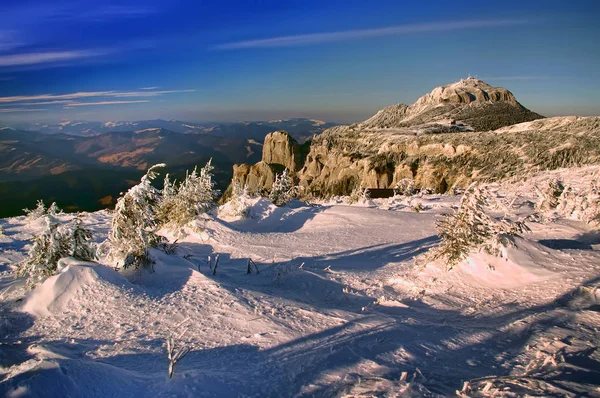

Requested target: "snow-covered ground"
[{"left": 1, "top": 167, "right": 600, "bottom": 397}]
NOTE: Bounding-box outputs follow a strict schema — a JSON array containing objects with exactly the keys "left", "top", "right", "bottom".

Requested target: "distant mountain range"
[
  {"left": 0, "top": 118, "right": 337, "bottom": 217},
  {"left": 3, "top": 118, "right": 337, "bottom": 141}
]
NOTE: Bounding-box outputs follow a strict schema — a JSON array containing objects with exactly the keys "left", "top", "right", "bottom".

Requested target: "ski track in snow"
[{"left": 1, "top": 166, "right": 600, "bottom": 397}]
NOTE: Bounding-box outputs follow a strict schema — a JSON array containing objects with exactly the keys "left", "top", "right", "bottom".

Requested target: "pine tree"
[
  {"left": 70, "top": 215, "right": 96, "bottom": 261},
  {"left": 17, "top": 218, "right": 72, "bottom": 288},
  {"left": 269, "top": 169, "right": 294, "bottom": 206},
  {"left": 23, "top": 200, "right": 47, "bottom": 220},
  {"left": 158, "top": 160, "right": 219, "bottom": 228},
  {"left": 427, "top": 184, "right": 529, "bottom": 270},
  {"left": 393, "top": 178, "right": 416, "bottom": 196},
  {"left": 23, "top": 200, "right": 63, "bottom": 220},
  {"left": 219, "top": 182, "right": 251, "bottom": 218},
  {"left": 99, "top": 164, "right": 165, "bottom": 270}
]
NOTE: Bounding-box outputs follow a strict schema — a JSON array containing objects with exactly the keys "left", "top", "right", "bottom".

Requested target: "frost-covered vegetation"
[
  {"left": 269, "top": 168, "right": 294, "bottom": 206},
  {"left": 23, "top": 200, "right": 63, "bottom": 220},
  {"left": 98, "top": 164, "right": 165, "bottom": 270},
  {"left": 427, "top": 183, "right": 529, "bottom": 270},
  {"left": 17, "top": 215, "right": 96, "bottom": 287},
  {"left": 157, "top": 160, "right": 219, "bottom": 229},
  {"left": 218, "top": 182, "right": 252, "bottom": 218}
]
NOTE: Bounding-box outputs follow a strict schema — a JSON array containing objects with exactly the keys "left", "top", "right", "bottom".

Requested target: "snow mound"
[
  {"left": 456, "top": 237, "right": 559, "bottom": 289},
  {"left": 22, "top": 259, "right": 130, "bottom": 317}
]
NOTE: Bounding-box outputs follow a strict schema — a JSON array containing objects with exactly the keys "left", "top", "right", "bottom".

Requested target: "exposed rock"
[
  {"left": 261, "top": 131, "right": 303, "bottom": 172},
  {"left": 223, "top": 79, "right": 599, "bottom": 201}
]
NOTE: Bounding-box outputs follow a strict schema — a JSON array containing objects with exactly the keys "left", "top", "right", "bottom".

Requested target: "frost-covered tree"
[
  {"left": 99, "top": 164, "right": 165, "bottom": 270},
  {"left": 219, "top": 181, "right": 251, "bottom": 218},
  {"left": 17, "top": 218, "right": 72, "bottom": 287},
  {"left": 556, "top": 179, "right": 600, "bottom": 225},
  {"left": 427, "top": 184, "right": 529, "bottom": 270},
  {"left": 156, "top": 173, "right": 178, "bottom": 226},
  {"left": 535, "top": 178, "right": 564, "bottom": 211},
  {"left": 70, "top": 215, "right": 96, "bottom": 261},
  {"left": 23, "top": 200, "right": 63, "bottom": 220},
  {"left": 158, "top": 160, "right": 219, "bottom": 228},
  {"left": 393, "top": 178, "right": 416, "bottom": 196},
  {"left": 269, "top": 169, "right": 294, "bottom": 206},
  {"left": 348, "top": 184, "right": 370, "bottom": 204}
]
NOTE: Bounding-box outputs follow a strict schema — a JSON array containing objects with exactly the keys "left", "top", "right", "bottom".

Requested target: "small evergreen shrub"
[
  {"left": 270, "top": 169, "right": 294, "bottom": 206},
  {"left": 99, "top": 164, "right": 165, "bottom": 270},
  {"left": 219, "top": 182, "right": 251, "bottom": 218},
  {"left": 427, "top": 184, "right": 529, "bottom": 270},
  {"left": 535, "top": 178, "right": 564, "bottom": 211},
  {"left": 18, "top": 218, "right": 72, "bottom": 287},
  {"left": 393, "top": 178, "right": 416, "bottom": 196},
  {"left": 157, "top": 160, "right": 219, "bottom": 228}
]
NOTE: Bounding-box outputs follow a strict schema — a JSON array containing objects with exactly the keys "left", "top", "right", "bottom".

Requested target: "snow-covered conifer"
[
  {"left": 99, "top": 164, "right": 165, "bottom": 269},
  {"left": 556, "top": 179, "right": 600, "bottom": 225},
  {"left": 159, "top": 160, "right": 219, "bottom": 228},
  {"left": 219, "top": 181, "right": 251, "bottom": 218},
  {"left": 269, "top": 169, "right": 294, "bottom": 206},
  {"left": 427, "top": 183, "right": 529, "bottom": 270},
  {"left": 17, "top": 218, "right": 71, "bottom": 287},
  {"left": 535, "top": 178, "right": 564, "bottom": 211},
  {"left": 348, "top": 184, "right": 370, "bottom": 204},
  {"left": 69, "top": 215, "right": 96, "bottom": 261},
  {"left": 23, "top": 200, "right": 63, "bottom": 220},
  {"left": 23, "top": 200, "right": 47, "bottom": 220},
  {"left": 393, "top": 178, "right": 416, "bottom": 196}
]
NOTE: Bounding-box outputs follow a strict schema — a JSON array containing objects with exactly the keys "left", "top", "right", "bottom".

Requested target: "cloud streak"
[
  {"left": 216, "top": 19, "right": 530, "bottom": 49},
  {"left": 0, "top": 108, "right": 46, "bottom": 113},
  {"left": 64, "top": 100, "right": 150, "bottom": 107},
  {"left": 0, "top": 89, "right": 195, "bottom": 104},
  {"left": 0, "top": 50, "right": 108, "bottom": 67}
]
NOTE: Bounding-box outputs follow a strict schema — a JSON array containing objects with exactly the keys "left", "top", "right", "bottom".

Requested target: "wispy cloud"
[
  {"left": 64, "top": 100, "right": 150, "bottom": 108},
  {"left": 0, "top": 50, "right": 108, "bottom": 67},
  {"left": 0, "top": 89, "right": 195, "bottom": 104},
  {"left": 139, "top": 86, "right": 159, "bottom": 90},
  {"left": 216, "top": 19, "right": 530, "bottom": 49},
  {"left": 0, "top": 108, "right": 46, "bottom": 113}
]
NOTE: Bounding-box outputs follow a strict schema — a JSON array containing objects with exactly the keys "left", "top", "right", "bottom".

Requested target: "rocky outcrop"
[
  {"left": 221, "top": 131, "right": 303, "bottom": 200},
  {"left": 223, "top": 80, "right": 600, "bottom": 201},
  {"left": 261, "top": 130, "right": 304, "bottom": 172}
]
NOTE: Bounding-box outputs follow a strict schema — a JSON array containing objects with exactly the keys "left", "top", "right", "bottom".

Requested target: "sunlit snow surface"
[{"left": 1, "top": 166, "right": 600, "bottom": 397}]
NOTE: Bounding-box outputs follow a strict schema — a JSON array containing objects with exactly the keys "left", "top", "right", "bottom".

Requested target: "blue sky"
[{"left": 0, "top": 0, "right": 598, "bottom": 124}]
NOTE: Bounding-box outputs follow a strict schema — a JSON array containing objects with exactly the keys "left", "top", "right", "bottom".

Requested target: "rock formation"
[{"left": 224, "top": 79, "right": 600, "bottom": 200}]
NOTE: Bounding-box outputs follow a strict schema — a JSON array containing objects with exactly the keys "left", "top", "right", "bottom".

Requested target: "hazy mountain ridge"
[{"left": 4, "top": 118, "right": 337, "bottom": 141}]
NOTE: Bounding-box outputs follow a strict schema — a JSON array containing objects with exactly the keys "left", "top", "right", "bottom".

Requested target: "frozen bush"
[
  {"left": 427, "top": 184, "right": 529, "bottom": 270},
  {"left": 23, "top": 200, "right": 63, "bottom": 221},
  {"left": 393, "top": 178, "right": 416, "bottom": 196},
  {"left": 535, "top": 178, "right": 564, "bottom": 211},
  {"left": 158, "top": 160, "right": 219, "bottom": 228},
  {"left": 69, "top": 215, "right": 96, "bottom": 261},
  {"left": 17, "top": 218, "right": 72, "bottom": 288},
  {"left": 348, "top": 184, "right": 370, "bottom": 204},
  {"left": 99, "top": 164, "right": 165, "bottom": 270},
  {"left": 556, "top": 180, "right": 600, "bottom": 225},
  {"left": 219, "top": 182, "right": 251, "bottom": 218},
  {"left": 269, "top": 169, "right": 294, "bottom": 206}
]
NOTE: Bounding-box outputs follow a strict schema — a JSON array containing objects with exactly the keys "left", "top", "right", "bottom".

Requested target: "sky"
[{"left": 0, "top": 0, "right": 598, "bottom": 124}]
